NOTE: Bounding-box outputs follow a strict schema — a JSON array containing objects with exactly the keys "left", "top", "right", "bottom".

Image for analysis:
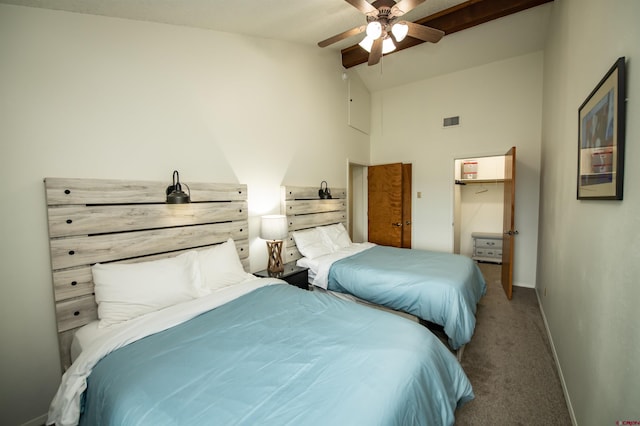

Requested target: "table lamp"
[{"left": 260, "top": 215, "right": 288, "bottom": 274}]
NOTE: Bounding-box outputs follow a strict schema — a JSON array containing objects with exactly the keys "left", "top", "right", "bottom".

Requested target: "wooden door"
[
  {"left": 501, "top": 147, "right": 517, "bottom": 300},
  {"left": 368, "top": 163, "right": 412, "bottom": 248}
]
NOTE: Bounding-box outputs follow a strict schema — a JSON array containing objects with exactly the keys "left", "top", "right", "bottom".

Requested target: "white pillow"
[
  {"left": 292, "top": 228, "right": 334, "bottom": 259},
  {"left": 197, "top": 238, "right": 253, "bottom": 291},
  {"left": 318, "top": 223, "right": 352, "bottom": 250},
  {"left": 92, "top": 251, "right": 202, "bottom": 328}
]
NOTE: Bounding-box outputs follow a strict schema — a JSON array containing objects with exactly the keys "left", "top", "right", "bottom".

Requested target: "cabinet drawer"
[
  {"left": 475, "top": 238, "right": 502, "bottom": 249},
  {"left": 475, "top": 248, "right": 502, "bottom": 258}
]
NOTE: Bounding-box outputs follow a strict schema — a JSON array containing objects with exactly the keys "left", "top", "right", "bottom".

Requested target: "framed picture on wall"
[{"left": 577, "top": 56, "right": 626, "bottom": 200}]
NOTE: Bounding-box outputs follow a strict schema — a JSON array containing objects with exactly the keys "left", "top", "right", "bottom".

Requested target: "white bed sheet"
[
  {"left": 70, "top": 321, "right": 108, "bottom": 363},
  {"left": 48, "top": 276, "right": 284, "bottom": 426},
  {"left": 296, "top": 242, "right": 375, "bottom": 289}
]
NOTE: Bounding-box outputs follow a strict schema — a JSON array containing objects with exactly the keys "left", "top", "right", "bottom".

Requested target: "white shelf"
[{"left": 457, "top": 179, "right": 505, "bottom": 184}]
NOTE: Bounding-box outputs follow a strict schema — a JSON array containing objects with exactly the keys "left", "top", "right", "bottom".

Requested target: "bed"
[
  {"left": 281, "top": 185, "right": 487, "bottom": 352},
  {"left": 44, "top": 177, "right": 474, "bottom": 426}
]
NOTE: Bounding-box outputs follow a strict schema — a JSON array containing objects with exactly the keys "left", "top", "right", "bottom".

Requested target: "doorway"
[
  {"left": 347, "top": 162, "right": 412, "bottom": 248},
  {"left": 368, "top": 163, "right": 412, "bottom": 248},
  {"left": 453, "top": 147, "right": 517, "bottom": 300},
  {"left": 453, "top": 154, "right": 505, "bottom": 257},
  {"left": 348, "top": 162, "right": 367, "bottom": 243}
]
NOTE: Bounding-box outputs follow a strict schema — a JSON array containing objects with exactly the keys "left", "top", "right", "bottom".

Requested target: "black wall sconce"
[
  {"left": 166, "top": 170, "right": 191, "bottom": 204},
  {"left": 318, "top": 181, "right": 332, "bottom": 199}
]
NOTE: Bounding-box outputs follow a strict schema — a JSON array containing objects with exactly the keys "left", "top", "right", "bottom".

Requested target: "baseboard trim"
[
  {"left": 535, "top": 288, "right": 578, "bottom": 426},
  {"left": 20, "top": 413, "right": 47, "bottom": 426}
]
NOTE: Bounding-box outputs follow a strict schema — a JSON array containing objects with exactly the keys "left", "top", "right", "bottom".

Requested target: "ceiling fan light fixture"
[
  {"left": 317, "top": 0, "right": 443, "bottom": 66},
  {"left": 359, "top": 35, "right": 396, "bottom": 54},
  {"left": 358, "top": 35, "right": 374, "bottom": 52},
  {"left": 391, "top": 22, "right": 409, "bottom": 42},
  {"left": 366, "top": 21, "right": 382, "bottom": 40},
  {"left": 382, "top": 36, "right": 396, "bottom": 54}
]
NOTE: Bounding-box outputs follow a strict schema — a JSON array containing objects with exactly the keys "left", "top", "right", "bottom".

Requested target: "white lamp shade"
[
  {"left": 382, "top": 37, "right": 396, "bottom": 54},
  {"left": 391, "top": 22, "right": 409, "bottom": 42},
  {"left": 358, "top": 35, "right": 374, "bottom": 52},
  {"left": 366, "top": 21, "right": 382, "bottom": 39},
  {"left": 359, "top": 35, "right": 396, "bottom": 54},
  {"left": 260, "top": 215, "right": 288, "bottom": 241}
]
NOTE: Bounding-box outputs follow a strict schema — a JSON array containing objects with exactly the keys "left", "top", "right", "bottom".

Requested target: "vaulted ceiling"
[{"left": 0, "top": 0, "right": 554, "bottom": 91}]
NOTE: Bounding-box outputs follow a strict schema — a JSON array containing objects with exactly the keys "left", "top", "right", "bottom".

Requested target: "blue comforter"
[
  {"left": 80, "top": 284, "right": 473, "bottom": 425},
  {"left": 328, "top": 246, "right": 487, "bottom": 349}
]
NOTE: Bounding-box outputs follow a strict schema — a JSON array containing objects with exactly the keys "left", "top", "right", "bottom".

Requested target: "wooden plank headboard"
[
  {"left": 44, "top": 177, "right": 248, "bottom": 370},
  {"left": 281, "top": 185, "right": 347, "bottom": 263}
]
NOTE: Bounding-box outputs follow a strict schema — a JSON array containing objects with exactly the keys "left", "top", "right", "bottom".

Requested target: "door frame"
[
  {"left": 451, "top": 151, "right": 507, "bottom": 253},
  {"left": 452, "top": 151, "right": 512, "bottom": 297},
  {"left": 347, "top": 160, "right": 412, "bottom": 247}
]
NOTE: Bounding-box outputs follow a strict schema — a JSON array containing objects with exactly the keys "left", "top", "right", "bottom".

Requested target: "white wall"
[
  {"left": 0, "top": 5, "right": 369, "bottom": 424},
  {"left": 538, "top": 0, "right": 640, "bottom": 424},
  {"left": 370, "top": 52, "right": 543, "bottom": 288}
]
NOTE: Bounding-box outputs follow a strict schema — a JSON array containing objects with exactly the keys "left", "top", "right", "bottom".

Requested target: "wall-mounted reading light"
[
  {"left": 166, "top": 170, "right": 191, "bottom": 204},
  {"left": 318, "top": 181, "right": 332, "bottom": 199}
]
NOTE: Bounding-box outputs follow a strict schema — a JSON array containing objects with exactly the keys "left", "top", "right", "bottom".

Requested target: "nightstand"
[
  {"left": 471, "top": 232, "right": 503, "bottom": 264},
  {"left": 254, "top": 262, "right": 310, "bottom": 290}
]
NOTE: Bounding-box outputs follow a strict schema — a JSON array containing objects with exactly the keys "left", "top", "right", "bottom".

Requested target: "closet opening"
[
  {"left": 453, "top": 147, "right": 517, "bottom": 300},
  {"left": 453, "top": 154, "right": 505, "bottom": 260}
]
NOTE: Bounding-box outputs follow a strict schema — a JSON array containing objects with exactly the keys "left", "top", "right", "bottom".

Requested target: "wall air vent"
[{"left": 443, "top": 116, "right": 460, "bottom": 127}]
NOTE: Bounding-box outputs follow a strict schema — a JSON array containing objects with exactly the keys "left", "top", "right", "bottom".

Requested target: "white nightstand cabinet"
[{"left": 471, "top": 232, "right": 503, "bottom": 264}]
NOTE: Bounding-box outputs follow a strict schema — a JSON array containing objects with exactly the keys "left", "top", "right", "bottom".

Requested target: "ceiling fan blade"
[
  {"left": 318, "top": 25, "right": 366, "bottom": 47},
  {"left": 404, "top": 21, "right": 444, "bottom": 43},
  {"left": 344, "top": 0, "right": 379, "bottom": 16},
  {"left": 391, "top": 0, "right": 425, "bottom": 17},
  {"left": 368, "top": 37, "right": 383, "bottom": 65}
]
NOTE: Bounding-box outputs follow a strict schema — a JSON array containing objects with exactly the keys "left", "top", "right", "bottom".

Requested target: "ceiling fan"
[{"left": 318, "top": 0, "right": 445, "bottom": 66}]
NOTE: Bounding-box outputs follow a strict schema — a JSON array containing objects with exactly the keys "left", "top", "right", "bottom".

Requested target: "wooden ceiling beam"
[{"left": 340, "top": 0, "right": 553, "bottom": 68}]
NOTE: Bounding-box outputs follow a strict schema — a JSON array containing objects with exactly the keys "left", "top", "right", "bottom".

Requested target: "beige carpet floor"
[{"left": 451, "top": 263, "right": 573, "bottom": 425}]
